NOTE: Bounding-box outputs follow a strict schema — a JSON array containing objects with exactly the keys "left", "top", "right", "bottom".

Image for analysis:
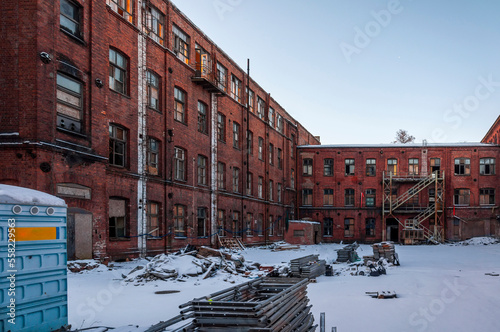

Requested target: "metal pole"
[{"left": 320, "top": 312, "right": 325, "bottom": 332}]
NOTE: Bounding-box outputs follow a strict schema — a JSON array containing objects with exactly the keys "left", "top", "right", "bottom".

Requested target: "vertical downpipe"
[
  {"left": 137, "top": 0, "right": 147, "bottom": 257},
  {"left": 210, "top": 93, "right": 218, "bottom": 246}
]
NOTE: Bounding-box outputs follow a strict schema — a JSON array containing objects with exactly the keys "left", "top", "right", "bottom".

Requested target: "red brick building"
[
  {"left": 0, "top": 0, "right": 319, "bottom": 260},
  {"left": 297, "top": 143, "right": 499, "bottom": 243},
  {"left": 482, "top": 115, "right": 500, "bottom": 145}
]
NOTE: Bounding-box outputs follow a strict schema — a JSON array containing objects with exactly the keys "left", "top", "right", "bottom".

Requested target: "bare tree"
[{"left": 393, "top": 129, "right": 415, "bottom": 144}]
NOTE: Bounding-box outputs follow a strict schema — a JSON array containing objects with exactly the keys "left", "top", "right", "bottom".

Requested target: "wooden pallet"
[{"left": 218, "top": 236, "right": 246, "bottom": 250}]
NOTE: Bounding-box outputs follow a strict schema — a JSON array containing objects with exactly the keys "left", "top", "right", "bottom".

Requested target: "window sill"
[
  {"left": 110, "top": 237, "right": 131, "bottom": 241},
  {"left": 174, "top": 237, "right": 187, "bottom": 240},
  {"left": 453, "top": 174, "right": 470, "bottom": 176},
  {"left": 60, "top": 28, "right": 86, "bottom": 46},
  {"left": 479, "top": 174, "right": 495, "bottom": 176},
  {"left": 174, "top": 119, "right": 188, "bottom": 126},
  {"left": 109, "top": 88, "right": 131, "bottom": 99},
  {"left": 147, "top": 106, "right": 162, "bottom": 114},
  {"left": 146, "top": 237, "right": 162, "bottom": 241},
  {"left": 57, "top": 127, "right": 88, "bottom": 139}
]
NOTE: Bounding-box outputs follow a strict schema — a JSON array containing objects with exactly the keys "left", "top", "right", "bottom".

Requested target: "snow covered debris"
[
  {"left": 67, "top": 260, "right": 106, "bottom": 273},
  {"left": 455, "top": 236, "right": 499, "bottom": 246}
]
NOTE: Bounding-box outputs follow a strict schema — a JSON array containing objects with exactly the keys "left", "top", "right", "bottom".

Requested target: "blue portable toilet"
[{"left": 0, "top": 184, "right": 68, "bottom": 332}]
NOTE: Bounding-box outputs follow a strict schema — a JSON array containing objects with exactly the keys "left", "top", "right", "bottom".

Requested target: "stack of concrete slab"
[
  {"left": 290, "top": 255, "right": 326, "bottom": 279},
  {"left": 336, "top": 243, "right": 360, "bottom": 262},
  {"left": 372, "top": 242, "right": 397, "bottom": 264}
]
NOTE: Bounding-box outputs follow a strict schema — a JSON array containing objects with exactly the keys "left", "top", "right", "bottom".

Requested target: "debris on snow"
[
  {"left": 455, "top": 236, "right": 500, "bottom": 246},
  {"left": 67, "top": 260, "right": 105, "bottom": 273}
]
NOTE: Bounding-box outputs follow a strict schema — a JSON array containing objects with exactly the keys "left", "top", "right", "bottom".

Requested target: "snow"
[
  {"left": 0, "top": 184, "right": 66, "bottom": 206},
  {"left": 289, "top": 220, "right": 321, "bottom": 225},
  {"left": 68, "top": 240, "right": 500, "bottom": 332}
]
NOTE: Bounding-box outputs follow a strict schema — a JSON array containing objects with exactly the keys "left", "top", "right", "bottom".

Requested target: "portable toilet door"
[{"left": 0, "top": 184, "right": 68, "bottom": 332}]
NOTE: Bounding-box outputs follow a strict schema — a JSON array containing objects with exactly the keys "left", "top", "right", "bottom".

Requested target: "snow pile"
[
  {"left": 456, "top": 236, "right": 499, "bottom": 246},
  {"left": 0, "top": 184, "right": 66, "bottom": 206}
]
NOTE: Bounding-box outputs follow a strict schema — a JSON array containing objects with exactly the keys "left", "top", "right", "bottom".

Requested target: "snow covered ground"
[{"left": 68, "top": 239, "right": 500, "bottom": 332}]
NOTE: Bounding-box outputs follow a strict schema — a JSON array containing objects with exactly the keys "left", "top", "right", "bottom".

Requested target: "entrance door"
[
  {"left": 386, "top": 218, "right": 399, "bottom": 242},
  {"left": 67, "top": 208, "right": 93, "bottom": 260}
]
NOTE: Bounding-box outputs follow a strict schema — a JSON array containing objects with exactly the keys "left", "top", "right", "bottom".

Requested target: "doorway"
[{"left": 386, "top": 218, "right": 400, "bottom": 242}]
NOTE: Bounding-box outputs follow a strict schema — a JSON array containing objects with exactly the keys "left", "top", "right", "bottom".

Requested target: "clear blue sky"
[{"left": 171, "top": 0, "right": 500, "bottom": 144}]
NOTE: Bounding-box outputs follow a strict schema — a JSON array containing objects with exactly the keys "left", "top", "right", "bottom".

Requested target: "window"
[
  {"left": 277, "top": 216, "right": 283, "bottom": 236},
  {"left": 197, "top": 155, "right": 207, "bottom": 185},
  {"left": 198, "top": 101, "right": 208, "bottom": 134},
  {"left": 247, "top": 88, "right": 255, "bottom": 112},
  {"left": 454, "top": 189, "right": 470, "bottom": 206},
  {"left": 324, "top": 218, "right": 333, "bottom": 237},
  {"left": 56, "top": 73, "right": 83, "bottom": 133},
  {"left": 197, "top": 207, "right": 207, "bottom": 237},
  {"left": 195, "top": 44, "right": 210, "bottom": 76},
  {"left": 269, "top": 143, "right": 274, "bottom": 165},
  {"left": 174, "top": 204, "right": 186, "bottom": 237},
  {"left": 147, "top": 202, "right": 160, "bottom": 237},
  {"left": 109, "top": 198, "right": 127, "bottom": 238},
  {"left": 276, "top": 114, "right": 284, "bottom": 133},
  {"left": 173, "top": 24, "right": 190, "bottom": 64},
  {"left": 217, "top": 162, "right": 226, "bottom": 190},
  {"left": 257, "top": 97, "right": 265, "bottom": 120},
  {"left": 409, "top": 158, "right": 419, "bottom": 175},
  {"left": 107, "top": 0, "right": 133, "bottom": 23},
  {"left": 60, "top": 0, "right": 81, "bottom": 37},
  {"left": 365, "top": 218, "right": 375, "bottom": 237},
  {"left": 291, "top": 169, "right": 295, "bottom": 189},
  {"left": 344, "top": 159, "right": 355, "bottom": 175},
  {"left": 430, "top": 158, "right": 441, "bottom": 173},
  {"left": 258, "top": 137, "right": 264, "bottom": 160},
  {"left": 256, "top": 214, "right": 263, "bottom": 235},
  {"left": 217, "top": 113, "right": 226, "bottom": 141},
  {"left": 277, "top": 149, "right": 283, "bottom": 170},
  {"left": 277, "top": 183, "right": 282, "bottom": 203},
  {"left": 233, "top": 122, "right": 240, "bottom": 149},
  {"left": 174, "top": 87, "right": 186, "bottom": 123},
  {"left": 246, "top": 173, "right": 252, "bottom": 196},
  {"left": 109, "top": 124, "right": 127, "bottom": 167},
  {"left": 145, "top": 6, "right": 164, "bottom": 45},
  {"left": 109, "top": 49, "right": 127, "bottom": 94},
  {"left": 218, "top": 209, "right": 226, "bottom": 237},
  {"left": 258, "top": 176, "right": 263, "bottom": 199},
  {"left": 290, "top": 134, "right": 295, "bottom": 158},
  {"left": 247, "top": 131, "right": 253, "bottom": 155},
  {"left": 345, "top": 189, "right": 355, "bottom": 206},
  {"left": 344, "top": 218, "right": 354, "bottom": 237},
  {"left": 303, "top": 158, "right": 313, "bottom": 175},
  {"left": 366, "top": 158, "right": 376, "bottom": 176},
  {"left": 454, "top": 158, "right": 470, "bottom": 175},
  {"left": 480, "top": 158, "right": 495, "bottom": 175},
  {"left": 302, "top": 189, "right": 313, "bottom": 206},
  {"left": 216, "top": 62, "right": 227, "bottom": 91},
  {"left": 269, "top": 180, "right": 273, "bottom": 201},
  {"left": 323, "top": 189, "right": 334, "bottom": 206},
  {"left": 294, "top": 230, "right": 305, "bottom": 237},
  {"left": 387, "top": 158, "right": 398, "bottom": 175},
  {"left": 365, "top": 189, "right": 376, "bottom": 207},
  {"left": 246, "top": 213, "right": 253, "bottom": 236},
  {"left": 174, "top": 147, "right": 185, "bottom": 181},
  {"left": 480, "top": 188, "right": 495, "bottom": 205},
  {"left": 324, "top": 158, "right": 334, "bottom": 176},
  {"left": 147, "top": 138, "right": 159, "bottom": 175},
  {"left": 231, "top": 75, "right": 242, "bottom": 102},
  {"left": 268, "top": 107, "right": 275, "bottom": 127},
  {"left": 147, "top": 71, "right": 160, "bottom": 110},
  {"left": 233, "top": 211, "right": 240, "bottom": 237},
  {"left": 233, "top": 167, "right": 240, "bottom": 193},
  {"left": 269, "top": 215, "right": 274, "bottom": 236}
]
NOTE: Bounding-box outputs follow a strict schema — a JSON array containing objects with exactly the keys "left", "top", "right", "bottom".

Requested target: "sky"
[{"left": 171, "top": 0, "right": 500, "bottom": 145}]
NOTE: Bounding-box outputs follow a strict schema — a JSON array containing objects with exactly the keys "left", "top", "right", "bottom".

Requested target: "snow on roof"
[
  {"left": 299, "top": 142, "right": 496, "bottom": 149},
  {"left": 289, "top": 220, "right": 321, "bottom": 225},
  {"left": 0, "top": 184, "right": 66, "bottom": 206}
]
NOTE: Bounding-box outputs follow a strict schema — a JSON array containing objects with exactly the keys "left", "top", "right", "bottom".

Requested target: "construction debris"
[
  {"left": 272, "top": 242, "right": 301, "bottom": 251},
  {"left": 145, "top": 277, "right": 317, "bottom": 332},
  {"left": 290, "top": 255, "right": 326, "bottom": 279},
  {"left": 336, "top": 243, "right": 360, "bottom": 262},
  {"left": 372, "top": 242, "right": 400, "bottom": 265},
  {"left": 366, "top": 291, "right": 397, "bottom": 299}
]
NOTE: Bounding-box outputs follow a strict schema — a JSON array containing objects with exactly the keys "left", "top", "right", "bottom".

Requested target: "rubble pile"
[
  {"left": 370, "top": 242, "right": 399, "bottom": 265},
  {"left": 290, "top": 255, "right": 326, "bottom": 279},
  {"left": 67, "top": 260, "right": 103, "bottom": 273},
  {"left": 336, "top": 243, "right": 360, "bottom": 262}
]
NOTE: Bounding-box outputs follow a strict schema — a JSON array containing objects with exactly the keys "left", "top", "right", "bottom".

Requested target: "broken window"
[
  {"left": 257, "top": 214, "right": 264, "bottom": 235},
  {"left": 174, "top": 204, "right": 186, "bottom": 237},
  {"left": 56, "top": 73, "right": 83, "bottom": 133},
  {"left": 198, "top": 101, "right": 208, "bottom": 134},
  {"left": 216, "top": 62, "right": 227, "bottom": 91},
  {"left": 257, "top": 97, "right": 265, "bottom": 120},
  {"left": 324, "top": 158, "right": 334, "bottom": 176},
  {"left": 409, "top": 158, "right": 419, "bottom": 175},
  {"left": 246, "top": 130, "right": 253, "bottom": 155},
  {"left": 246, "top": 213, "right": 253, "bottom": 236},
  {"left": 302, "top": 189, "right": 313, "bottom": 206},
  {"left": 174, "top": 147, "right": 186, "bottom": 181},
  {"left": 147, "top": 201, "right": 160, "bottom": 237},
  {"left": 345, "top": 189, "right": 355, "bottom": 206},
  {"left": 480, "top": 158, "right": 495, "bottom": 175},
  {"left": 173, "top": 24, "right": 190, "bottom": 64},
  {"left": 344, "top": 218, "right": 354, "bottom": 237},
  {"left": 246, "top": 172, "right": 253, "bottom": 196},
  {"left": 231, "top": 74, "right": 242, "bottom": 102},
  {"left": 278, "top": 148, "right": 283, "bottom": 170},
  {"left": 107, "top": 0, "right": 133, "bottom": 23},
  {"left": 454, "top": 188, "right": 470, "bottom": 206},
  {"left": 258, "top": 137, "right": 264, "bottom": 160},
  {"left": 233, "top": 211, "right": 240, "bottom": 237},
  {"left": 217, "top": 162, "right": 226, "bottom": 190},
  {"left": 233, "top": 122, "right": 240, "bottom": 149},
  {"left": 258, "top": 176, "right": 263, "bottom": 199},
  {"left": 303, "top": 158, "right": 313, "bottom": 175},
  {"left": 276, "top": 114, "right": 284, "bottom": 134},
  {"left": 345, "top": 159, "right": 355, "bottom": 175},
  {"left": 217, "top": 113, "right": 226, "bottom": 142},
  {"left": 269, "top": 180, "right": 273, "bottom": 201},
  {"left": 268, "top": 107, "right": 275, "bottom": 127},
  {"left": 60, "top": 0, "right": 82, "bottom": 38},
  {"left": 246, "top": 88, "right": 255, "bottom": 112},
  {"left": 197, "top": 155, "right": 207, "bottom": 186},
  {"left": 387, "top": 158, "right": 397, "bottom": 175},
  {"left": 277, "top": 183, "right": 282, "bottom": 203},
  {"left": 324, "top": 218, "right": 333, "bottom": 236},
  {"left": 430, "top": 158, "right": 441, "bottom": 173},
  {"left": 480, "top": 188, "right": 495, "bottom": 205},
  {"left": 197, "top": 207, "right": 207, "bottom": 237},
  {"left": 109, "top": 124, "right": 127, "bottom": 167},
  {"left": 109, "top": 198, "right": 127, "bottom": 238},
  {"left": 365, "top": 189, "right": 376, "bottom": 207},
  {"left": 366, "top": 158, "right": 376, "bottom": 176},
  {"left": 147, "top": 71, "right": 160, "bottom": 110},
  {"left": 174, "top": 87, "right": 186, "bottom": 123},
  {"left": 290, "top": 134, "right": 295, "bottom": 158},
  {"left": 145, "top": 5, "right": 164, "bottom": 45},
  {"left": 365, "top": 218, "right": 375, "bottom": 237},
  {"left": 268, "top": 215, "right": 274, "bottom": 236},
  {"left": 454, "top": 158, "right": 470, "bottom": 175},
  {"left": 323, "top": 189, "right": 334, "bottom": 206},
  {"left": 147, "top": 137, "right": 159, "bottom": 175},
  {"left": 233, "top": 167, "right": 240, "bottom": 193},
  {"left": 109, "top": 48, "right": 127, "bottom": 94},
  {"left": 218, "top": 209, "right": 226, "bottom": 237},
  {"left": 269, "top": 143, "right": 274, "bottom": 165},
  {"left": 290, "top": 169, "right": 295, "bottom": 189}
]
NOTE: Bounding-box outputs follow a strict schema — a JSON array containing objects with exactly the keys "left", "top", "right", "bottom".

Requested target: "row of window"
[
  {"left": 303, "top": 157, "right": 496, "bottom": 176},
  {"left": 301, "top": 188, "right": 496, "bottom": 207},
  {"left": 109, "top": 198, "right": 283, "bottom": 239},
  {"left": 322, "top": 218, "right": 376, "bottom": 238}
]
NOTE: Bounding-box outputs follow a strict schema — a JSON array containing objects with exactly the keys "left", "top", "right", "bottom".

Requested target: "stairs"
[
  {"left": 389, "top": 174, "right": 437, "bottom": 211},
  {"left": 218, "top": 236, "right": 246, "bottom": 250}
]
